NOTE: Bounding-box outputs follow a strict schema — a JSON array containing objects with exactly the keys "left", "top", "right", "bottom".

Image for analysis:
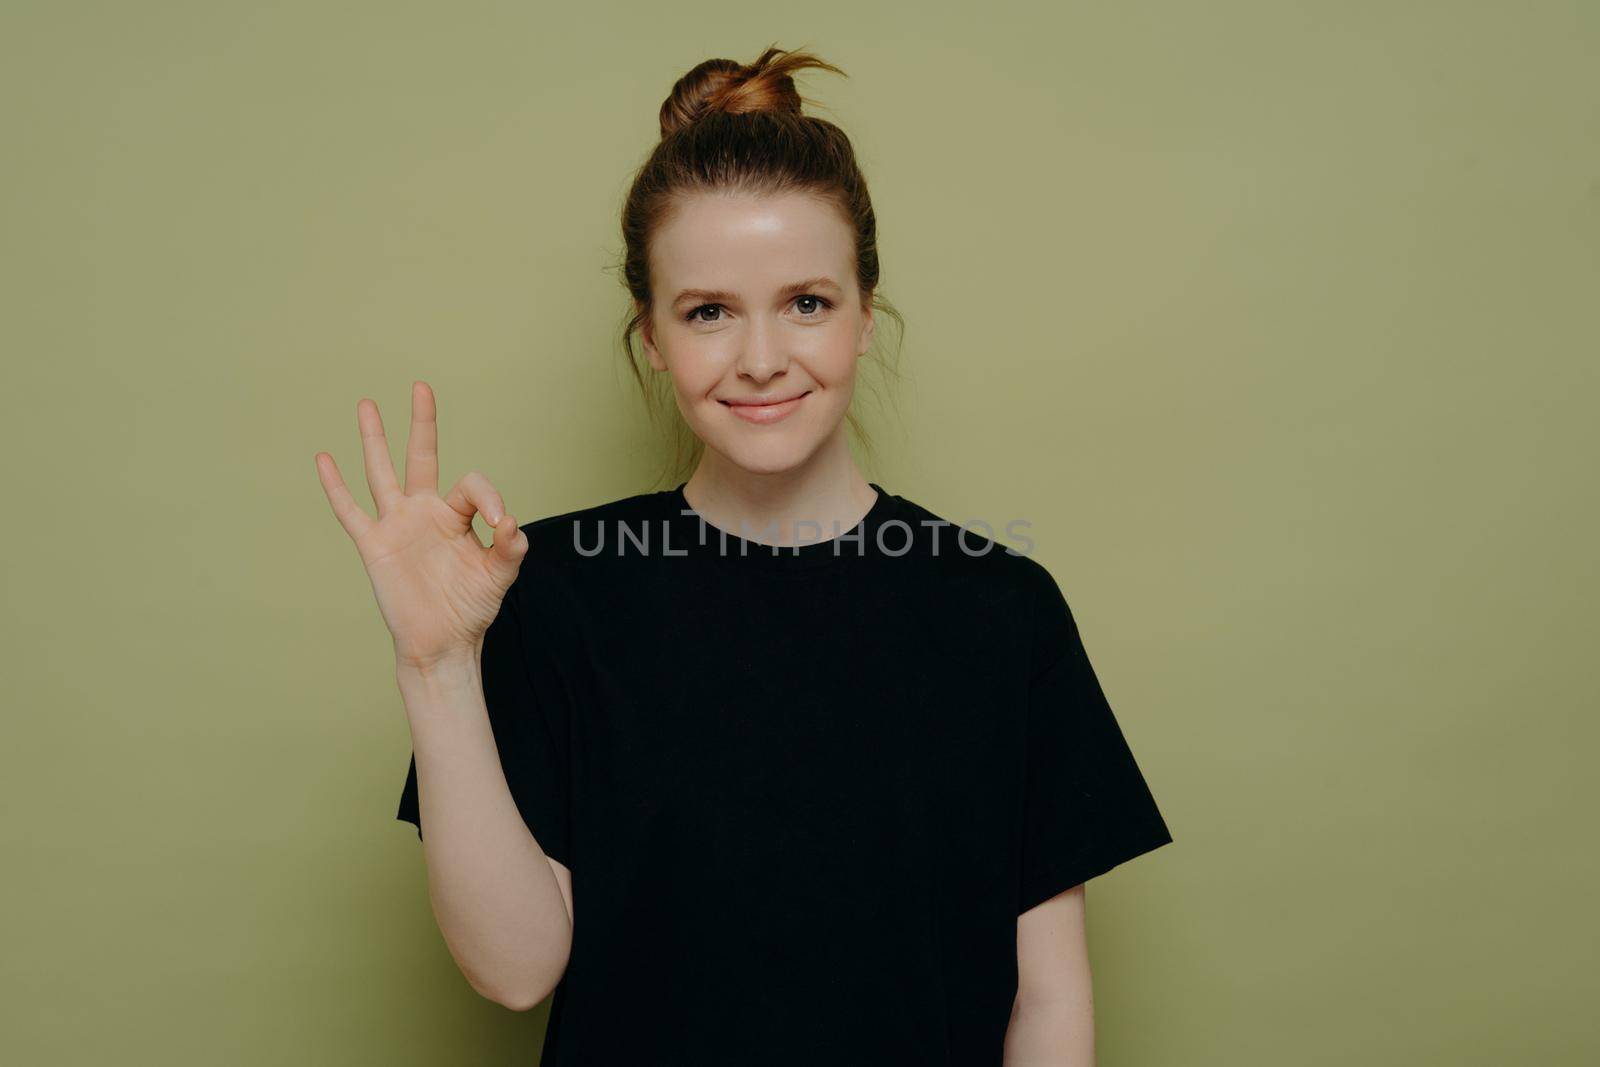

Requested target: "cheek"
[
  {"left": 663, "top": 338, "right": 733, "bottom": 393},
  {"left": 806, "top": 325, "right": 863, "bottom": 384}
]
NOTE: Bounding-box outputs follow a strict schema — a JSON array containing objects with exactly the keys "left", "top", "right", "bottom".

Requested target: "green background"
[{"left": 3, "top": 2, "right": 1596, "bottom": 1063}]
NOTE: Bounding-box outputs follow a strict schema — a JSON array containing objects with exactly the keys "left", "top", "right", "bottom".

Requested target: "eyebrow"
[{"left": 670, "top": 276, "right": 844, "bottom": 310}]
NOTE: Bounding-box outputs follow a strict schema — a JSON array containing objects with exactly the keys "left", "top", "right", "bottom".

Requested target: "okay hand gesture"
[{"left": 315, "top": 381, "right": 528, "bottom": 671}]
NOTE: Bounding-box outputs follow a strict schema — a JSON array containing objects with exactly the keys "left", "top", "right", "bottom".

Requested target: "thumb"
[{"left": 486, "top": 512, "right": 529, "bottom": 584}]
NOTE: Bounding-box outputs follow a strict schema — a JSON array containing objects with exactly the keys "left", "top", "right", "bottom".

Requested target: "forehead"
[{"left": 649, "top": 191, "right": 854, "bottom": 291}]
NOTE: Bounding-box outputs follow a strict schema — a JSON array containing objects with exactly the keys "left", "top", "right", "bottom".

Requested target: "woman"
[{"left": 315, "top": 45, "right": 1172, "bottom": 1066}]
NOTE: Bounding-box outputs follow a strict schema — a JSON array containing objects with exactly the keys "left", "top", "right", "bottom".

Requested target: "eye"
[
  {"left": 794, "top": 294, "right": 833, "bottom": 317},
  {"left": 684, "top": 295, "right": 834, "bottom": 324}
]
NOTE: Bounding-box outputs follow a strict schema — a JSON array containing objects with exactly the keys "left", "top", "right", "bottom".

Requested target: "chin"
[
  {"left": 696, "top": 430, "right": 821, "bottom": 476},
  {"left": 715, "top": 444, "right": 818, "bottom": 476}
]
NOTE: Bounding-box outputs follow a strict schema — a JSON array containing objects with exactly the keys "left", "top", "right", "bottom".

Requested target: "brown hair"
[{"left": 614, "top": 43, "right": 904, "bottom": 487}]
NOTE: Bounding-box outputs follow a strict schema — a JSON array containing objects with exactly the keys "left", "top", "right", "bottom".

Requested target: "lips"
[
  {"left": 721, "top": 390, "right": 810, "bottom": 425},
  {"left": 721, "top": 391, "right": 811, "bottom": 407}
]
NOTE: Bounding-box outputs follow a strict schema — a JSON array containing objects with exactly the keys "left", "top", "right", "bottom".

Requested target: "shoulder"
[
  {"left": 503, "top": 487, "right": 667, "bottom": 606},
  {"left": 890, "top": 490, "right": 1077, "bottom": 676},
  {"left": 516, "top": 488, "right": 663, "bottom": 562},
  {"left": 888, "top": 488, "right": 1060, "bottom": 600}
]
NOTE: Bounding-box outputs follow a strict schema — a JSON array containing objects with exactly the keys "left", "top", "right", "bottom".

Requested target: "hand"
[{"left": 315, "top": 381, "right": 528, "bottom": 671}]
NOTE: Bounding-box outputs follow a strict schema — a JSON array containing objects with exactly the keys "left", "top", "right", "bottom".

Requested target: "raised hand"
[{"left": 315, "top": 381, "right": 528, "bottom": 671}]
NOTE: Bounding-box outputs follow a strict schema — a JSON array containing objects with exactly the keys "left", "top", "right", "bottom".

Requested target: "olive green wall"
[{"left": 4, "top": 2, "right": 1595, "bottom": 1063}]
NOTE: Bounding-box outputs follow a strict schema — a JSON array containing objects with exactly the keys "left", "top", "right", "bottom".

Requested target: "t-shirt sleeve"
[
  {"left": 1017, "top": 563, "right": 1173, "bottom": 914},
  {"left": 395, "top": 554, "right": 576, "bottom": 869}
]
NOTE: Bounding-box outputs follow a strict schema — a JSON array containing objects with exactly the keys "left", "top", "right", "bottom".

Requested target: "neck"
[{"left": 682, "top": 442, "right": 877, "bottom": 548}]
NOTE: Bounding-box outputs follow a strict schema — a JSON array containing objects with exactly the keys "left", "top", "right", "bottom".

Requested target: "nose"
[{"left": 735, "top": 314, "right": 789, "bottom": 384}]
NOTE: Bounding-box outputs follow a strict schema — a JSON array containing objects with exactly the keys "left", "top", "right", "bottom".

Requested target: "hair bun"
[{"left": 657, "top": 44, "right": 844, "bottom": 139}]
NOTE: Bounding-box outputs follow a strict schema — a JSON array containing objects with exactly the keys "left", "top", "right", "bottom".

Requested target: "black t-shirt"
[{"left": 397, "top": 481, "right": 1173, "bottom": 1065}]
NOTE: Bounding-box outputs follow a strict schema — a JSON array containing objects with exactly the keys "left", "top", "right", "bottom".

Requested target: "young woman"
[{"left": 316, "top": 45, "right": 1172, "bottom": 1066}]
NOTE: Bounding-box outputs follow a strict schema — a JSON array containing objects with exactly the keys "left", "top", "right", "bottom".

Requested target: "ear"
[
  {"left": 856, "top": 296, "right": 875, "bottom": 357},
  {"left": 638, "top": 303, "right": 667, "bottom": 372}
]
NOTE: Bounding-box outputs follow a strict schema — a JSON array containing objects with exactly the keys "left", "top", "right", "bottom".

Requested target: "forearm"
[
  {"left": 399, "top": 652, "right": 571, "bottom": 1009},
  {"left": 1003, "top": 986, "right": 1095, "bottom": 1066}
]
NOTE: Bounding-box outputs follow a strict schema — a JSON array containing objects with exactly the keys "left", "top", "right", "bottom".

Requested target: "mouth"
[
  {"left": 720, "top": 390, "right": 811, "bottom": 424},
  {"left": 720, "top": 390, "right": 812, "bottom": 408}
]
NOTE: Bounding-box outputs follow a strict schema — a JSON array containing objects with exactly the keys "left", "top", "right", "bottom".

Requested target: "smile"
[{"left": 721, "top": 391, "right": 810, "bottom": 425}]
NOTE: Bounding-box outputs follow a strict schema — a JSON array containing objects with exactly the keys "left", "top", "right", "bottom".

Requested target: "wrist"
[{"left": 394, "top": 643, "right": 481, "bottom": 686}]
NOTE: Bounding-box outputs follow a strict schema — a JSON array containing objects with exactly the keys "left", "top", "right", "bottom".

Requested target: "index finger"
[{"left": 314, "top": 451, "right": 374, "bottom": 542}]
